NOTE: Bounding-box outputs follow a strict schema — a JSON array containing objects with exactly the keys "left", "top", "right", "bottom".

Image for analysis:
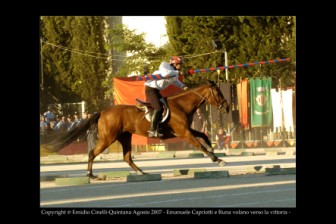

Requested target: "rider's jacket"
[{"left": 144, "top": 62, "right": 185, "bottom": 90}]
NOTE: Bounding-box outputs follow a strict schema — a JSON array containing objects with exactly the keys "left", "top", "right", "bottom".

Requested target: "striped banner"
[
  {"left": 135, "top": 74, "right": 170, "bottom": 81},
  {"left": 133, "top": 58, "right": 290, "bottom": 80},
  {"left": 188, "top": 58, "right": 290, "bottom": 75}
]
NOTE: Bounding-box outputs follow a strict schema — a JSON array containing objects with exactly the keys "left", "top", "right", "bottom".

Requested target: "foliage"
[
  {"left": 68, "top": 16, "right": 109, "bottom": 111},
  {"left": 40, "top": 16, "right": 296, "bottom": 114},
  {"left": 165, "top": 16, "right": 296, "bottom": 88},
  {"left": 40, "top": 16, "right": 81, "bottom": 110},
  {"left": 106, "top": 24, "right": 167, "bottom": 76},
  {"left": 41, "top": 16, "right": 110, "bottom": 112},
  {"left": 104, "top": 24, "right": 168, "bottom": 102}
]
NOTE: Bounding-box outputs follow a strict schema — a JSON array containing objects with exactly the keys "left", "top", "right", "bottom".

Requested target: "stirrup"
[
  {"left": 148, "top": 130, "right": 163, "bottom": 138},
  {"left": 156, "top": 131, "right": 163, "bottom": 138},
  {"left": 148, "top": 130, "right": 156, "bottom": 138}
]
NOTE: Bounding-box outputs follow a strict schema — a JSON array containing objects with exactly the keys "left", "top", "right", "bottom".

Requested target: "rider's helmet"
[{"left": 169, "top": 56, "right": 184, "bottom": 65}]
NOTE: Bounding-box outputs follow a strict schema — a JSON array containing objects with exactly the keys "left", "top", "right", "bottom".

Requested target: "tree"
[
  {"left": 105, "top": 24, "right": 167, "bottom": 102},
  {"left": 165, "top": 16, "right": 296, "bottom": 88},
  {"left": 41, "top": 16, "right": 81, "bottom": 111},
  {"left": 41, "top": 16, "right": 110, "bottom": 112},
  {"left": 233, "top": 16, "right": 295, "bottom": 87},
  {"left": 68, "top": 16, "right": 109, "bottom": 111},
  {"left": 107, "top": 24, "right": 167, "bottom": 75}
]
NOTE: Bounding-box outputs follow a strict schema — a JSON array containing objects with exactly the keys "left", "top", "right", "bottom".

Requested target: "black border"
[{"left": 10, "top": 12, "right": 307, "bottom": 218}]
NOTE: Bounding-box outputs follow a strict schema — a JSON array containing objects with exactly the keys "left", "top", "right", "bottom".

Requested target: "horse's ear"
[{"left": 207, "top": 80, "right": 216, "bottom": 86}]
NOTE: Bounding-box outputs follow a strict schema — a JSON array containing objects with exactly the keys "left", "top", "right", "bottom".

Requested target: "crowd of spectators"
[{"left": 40, "top": 106, "right": 93, "bottom": 143}]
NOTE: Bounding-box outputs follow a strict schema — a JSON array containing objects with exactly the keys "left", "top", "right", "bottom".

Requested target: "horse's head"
[{"left": 206, "top": 80, "right": 230, "bottom": 113}]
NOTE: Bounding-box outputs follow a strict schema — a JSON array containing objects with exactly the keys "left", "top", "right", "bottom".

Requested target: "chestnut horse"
[{"left": 50, "top": 80, "right": 230, "bottom": 178}]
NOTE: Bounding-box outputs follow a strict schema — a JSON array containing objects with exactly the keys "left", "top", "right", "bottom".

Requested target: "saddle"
[{"left": 135, "top": 98, "right": 169, "bottom": 123}]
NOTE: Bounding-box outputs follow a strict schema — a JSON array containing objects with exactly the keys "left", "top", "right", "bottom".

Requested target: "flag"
[
  {"left": 217, "top": 83, "right": 232, "bottom": 122},
  {"left": 282, "top": 89, "right": 294, "bottom": 133},
  {"left": 271, "top": 89, "right": 282, "bottom": 132},
  {"left": 237, "top": 79, "right": 250, "bottom": 129},
  {"left": 250, "top": 77, "right": 273, "bottom": 127},
  {"left": 271, "top": 88, "right": 294, "bottom": 133}
]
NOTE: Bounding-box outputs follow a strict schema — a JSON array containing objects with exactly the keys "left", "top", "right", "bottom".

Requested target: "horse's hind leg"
[
  {"left": 118, "top": 132, "right": 146, "bottom": 175},
  {"left": 87, "top": 139, "right": 113, "bottom": 178}
]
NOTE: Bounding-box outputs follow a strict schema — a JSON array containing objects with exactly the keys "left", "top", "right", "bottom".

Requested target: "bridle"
[
  {"left": 209, "top": 86, "right": 226, "bottom": 109},
  {"left": 189, "top": 85, "right": 227, "bottom": 109}
]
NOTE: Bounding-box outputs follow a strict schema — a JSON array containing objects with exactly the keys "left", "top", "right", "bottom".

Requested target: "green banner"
[{"left": 250, "top": 77, "right": 273, "bottom": 127}]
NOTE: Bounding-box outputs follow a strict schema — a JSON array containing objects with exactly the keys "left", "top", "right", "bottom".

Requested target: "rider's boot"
[{"left": 148, "top": 109, "right": 163, "bottom": 138}]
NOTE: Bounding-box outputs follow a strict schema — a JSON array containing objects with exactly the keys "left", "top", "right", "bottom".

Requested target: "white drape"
[
  {"left": 271, "top": 88, "right": 294, "bottom": 133},
  {"left": 271, "top": 89, "right": 282, "bottom": 132},
  {"left": 282, "top": 89, "right": 294, "bottom": 132}
]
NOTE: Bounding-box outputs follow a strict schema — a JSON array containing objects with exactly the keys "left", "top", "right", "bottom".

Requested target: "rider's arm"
[
  {"left": 158, "top": 62, "right": 179, "bottom": 78},
  {"left": 172, "top": 79, "right": 186, "bottom": 89},
  {"left": 158, "top": 62, "right": 187, "bottom": 88}
]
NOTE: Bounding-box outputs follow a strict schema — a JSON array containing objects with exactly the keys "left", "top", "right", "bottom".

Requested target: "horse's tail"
[{"left": 47, "top": 112, "right": 101, "bottom": 152}]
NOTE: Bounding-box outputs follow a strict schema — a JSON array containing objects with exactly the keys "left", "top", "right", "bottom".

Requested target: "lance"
[
  {"left": 188, "top": 58, "right": 290, "bottom": 75},
  {"left": 134, "top": 58, "right": 290, "bottom": 80}
]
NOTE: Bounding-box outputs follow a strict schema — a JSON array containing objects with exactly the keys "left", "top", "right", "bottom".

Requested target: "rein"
[
  {"left": 189, "top": 89, "right": 207, "bottom": 109},
  {"left": 189, "top": 86, "right": 223, "bottom": 109},
  {"left": 209, "top": 87, "right": 223, "bottom": 109}
]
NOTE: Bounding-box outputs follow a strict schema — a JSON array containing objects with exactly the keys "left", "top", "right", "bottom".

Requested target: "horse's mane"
[{"left": 168, "top": 81, "right": 214, "bottom": 99}]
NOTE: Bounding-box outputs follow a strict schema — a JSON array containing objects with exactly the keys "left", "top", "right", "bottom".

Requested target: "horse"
[{"left": 49, "top": 80, "right": 230, "bottom": 178}]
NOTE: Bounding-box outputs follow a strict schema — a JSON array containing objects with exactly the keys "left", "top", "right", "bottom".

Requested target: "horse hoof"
[
  {"left": 218, "top": 160, "right": 226, "bottom": 166},
  {"left": 86, "top": 174, "right": 98, "bottom": 179}
]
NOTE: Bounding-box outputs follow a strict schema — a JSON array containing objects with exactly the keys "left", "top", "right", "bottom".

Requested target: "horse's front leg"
[
  {"left": 184, "top": 129, "right": 226, "bottom": 166},
  {"left": 190, "top": 129, "right": 213, "bottom": 150}
]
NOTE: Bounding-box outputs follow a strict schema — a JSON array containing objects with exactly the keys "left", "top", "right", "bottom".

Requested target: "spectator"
[
  {"left": 43, "top": 106, "right": 55, "bottom": 124},
  {"left": 51, "top": 114, "right": 61, "bottom": 130},
  {"left": 68, "top": 112, "right": 82, "bottom": 130},
  {"left": 82, "top": 111, "right": 88, "bottom": 121},
  {"left": 191, "top": 108, "right": 207, "bottom": 146},
  {"left": 40, "top": 115, "right": 48, "bottom": 135},
  {"left": 53, "top": 116, "right": 68, "bottom": 133},
  {"left": 215, "top": 128, "right": 231, "bottom": 151},
  {"left": 66, "top": 115, "right": 74, "bottom": 131},
  {"left": 192, "top": 108, "right": 207, "bottom": 133},
  {"left": 40, "top": 115, "right": 49, "bottom": 144}
]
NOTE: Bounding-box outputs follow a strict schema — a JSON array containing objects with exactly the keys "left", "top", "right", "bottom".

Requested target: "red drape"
[
  {"left": 113, "top": 77, "right": 185, "bottom": 145},
  {"left": 237, "top": 79, "right": 250, "bottom": 129}
]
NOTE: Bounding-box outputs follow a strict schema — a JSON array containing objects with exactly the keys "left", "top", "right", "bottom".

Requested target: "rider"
[{"left": 145, "top": 56, "right": 188, "bottom": 138}]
